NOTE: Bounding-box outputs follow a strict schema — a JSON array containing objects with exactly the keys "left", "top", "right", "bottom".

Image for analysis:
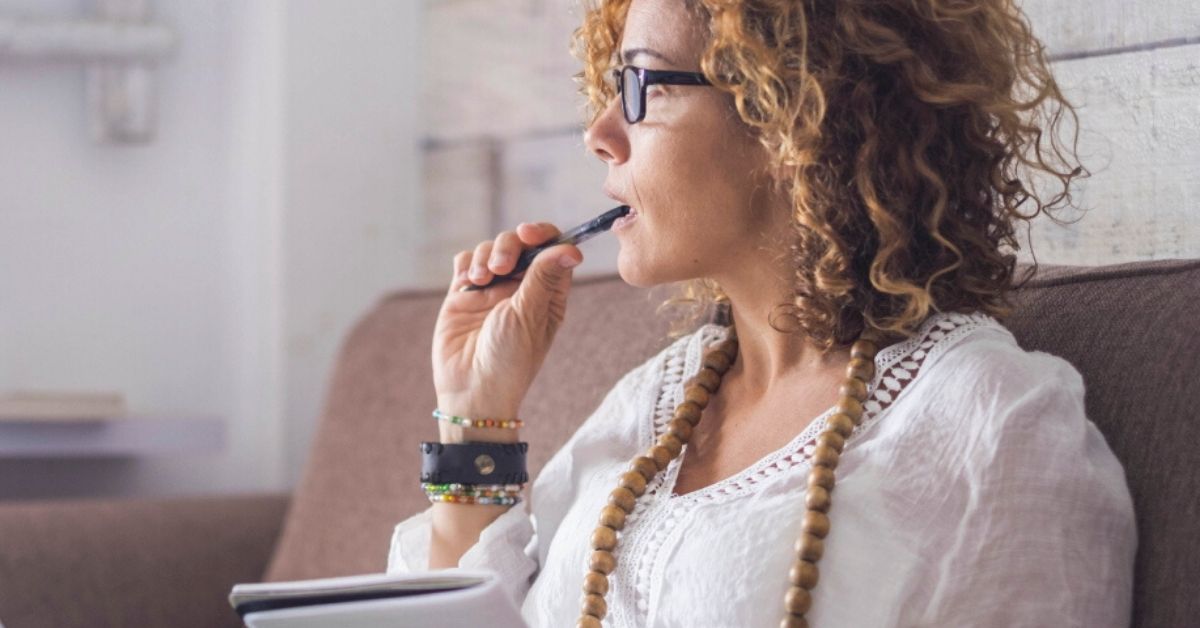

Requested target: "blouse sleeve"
[
  {"left": 386, "top": 498, "right": 538, "bottom": 609},
  {"left": 916, "top": 353, "right": 1138, "bottom": 627}
]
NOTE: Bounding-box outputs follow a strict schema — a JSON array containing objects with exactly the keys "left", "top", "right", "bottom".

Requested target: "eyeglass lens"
[{"left": 620, "top": 67, "right": 642, "bottom": 123}]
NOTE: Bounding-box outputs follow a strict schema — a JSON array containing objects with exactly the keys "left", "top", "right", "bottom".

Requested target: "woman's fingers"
[
  {"left": 450, "top": 250, "right": 473, "bottom": 290},
  {"left": 468, "top": 239, "right": 497, "bottom": 284},
  {"left": 489, "top": 230, "right": 524, "bottom": 275},
  {"left": 458, "top": 223, "right": 563, "bottom": 289},
  {"left": 517, "top": 222, "right": 561, "bottom": 245}
]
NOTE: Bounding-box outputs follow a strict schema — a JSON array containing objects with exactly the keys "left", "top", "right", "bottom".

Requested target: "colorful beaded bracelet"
[
  {"left": 422, "top": 482, "right": 525, "bottom": 493},
  {"left": 421, "top": 484, "right": 523, "bottom": 499},
  {"left": 431, "top": 409, "right": 524, "bottom": 430},
  {"left": 425, "top": 493, "right": 521, "bottom": 506}
]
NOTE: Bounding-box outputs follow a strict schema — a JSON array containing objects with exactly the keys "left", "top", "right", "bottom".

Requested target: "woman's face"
[{"left": 584, "top": 0, "right": 784, "bottom": 289}]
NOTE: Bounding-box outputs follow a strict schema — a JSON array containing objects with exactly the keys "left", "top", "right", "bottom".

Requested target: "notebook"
[{"left": 229, "top": 568, "right": 526, "bottom": 627}]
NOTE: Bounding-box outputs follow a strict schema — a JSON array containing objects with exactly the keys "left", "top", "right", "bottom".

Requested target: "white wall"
[
  {"left": 279, "top": 0, "right": 424, "bottom": 486},
  {"left": 0, "top": 0, "right": 423, "bottom": 499}
]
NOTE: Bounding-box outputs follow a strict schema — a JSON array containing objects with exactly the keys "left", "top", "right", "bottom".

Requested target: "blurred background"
[{"left": 0, "top": 0, "right": 1195, "bottom": 502}]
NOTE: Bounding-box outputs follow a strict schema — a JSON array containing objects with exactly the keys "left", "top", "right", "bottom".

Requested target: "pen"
[{"left": 459, "top": 204, "right": 632, "bottom": 292}]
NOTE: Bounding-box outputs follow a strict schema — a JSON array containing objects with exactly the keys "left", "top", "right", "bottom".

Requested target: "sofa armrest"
[{"left": 0, "top": 492, "right": 290, "bottom": 628}]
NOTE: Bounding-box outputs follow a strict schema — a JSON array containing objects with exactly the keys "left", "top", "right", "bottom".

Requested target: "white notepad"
[{"left": 229, "top": 568, "right": 526, "bottom": 627}]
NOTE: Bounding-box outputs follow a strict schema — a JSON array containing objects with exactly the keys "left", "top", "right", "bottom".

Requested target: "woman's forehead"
[{"left": 620, "top": 0, "right": 706, "bottom": 68}]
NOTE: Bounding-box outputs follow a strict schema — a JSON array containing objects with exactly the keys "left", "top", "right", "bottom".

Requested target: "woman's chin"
[{"left": 616, "top": 254, "right": 653, "bottom": 289}]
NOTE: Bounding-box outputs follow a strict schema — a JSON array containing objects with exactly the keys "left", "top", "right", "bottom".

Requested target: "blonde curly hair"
[{"left": 570, "top": 0, "right": 1085, "bottom": 350}]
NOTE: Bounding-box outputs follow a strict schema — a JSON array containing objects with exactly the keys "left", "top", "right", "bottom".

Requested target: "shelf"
[{"left": 0, "top": 416, "right": 224, "bottom": 458}]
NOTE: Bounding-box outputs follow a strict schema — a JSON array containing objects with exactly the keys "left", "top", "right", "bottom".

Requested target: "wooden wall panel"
[
  {"left": 1021, "top": 0, "right": 1200, "bottom": 58},
  {"left": 419, "top": 0, "right": 1200, "bottom": 280},
  {"left": 422, "top": 0, "right": 585, "bottom": 141},
  {"left": 418, "top": 142, "right": 496, "bottom": 285},
  {"left": 1018, "top": 44, "right": 1200, "bottom": 265}
]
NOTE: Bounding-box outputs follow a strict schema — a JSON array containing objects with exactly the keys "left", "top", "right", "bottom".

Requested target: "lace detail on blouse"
[{"left": 608, "top": 310, "right": 1005, "bottom": 628}]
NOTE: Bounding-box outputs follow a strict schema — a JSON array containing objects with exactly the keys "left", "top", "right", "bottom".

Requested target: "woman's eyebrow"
[{"left": 621, "top": 47, "right": 676, "bottom": 66}]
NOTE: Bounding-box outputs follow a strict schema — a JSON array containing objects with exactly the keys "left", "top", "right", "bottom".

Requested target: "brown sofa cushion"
[
  {"left": 0, "top": 493, "right": 289, "bottom": 628},
  {"left": 264, "top": 259, "right": 1200, "bottom": 628}
]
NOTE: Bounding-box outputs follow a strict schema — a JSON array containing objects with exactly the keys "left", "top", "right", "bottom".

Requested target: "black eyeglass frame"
[{"left": 611, "top": 65, "right": 712, "bottom": 124}]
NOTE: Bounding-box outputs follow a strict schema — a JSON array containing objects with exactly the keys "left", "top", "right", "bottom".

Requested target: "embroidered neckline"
[{"left": 652, "top": 310, "right": 1005, "bottom": 504}]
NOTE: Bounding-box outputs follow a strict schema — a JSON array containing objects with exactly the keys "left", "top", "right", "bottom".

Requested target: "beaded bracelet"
[
  {"left": 427, "top": 493, "right": 521, "bottom": 506},
  {"left": 424, "top": 482, "right": 523, "bottom": 506},
  {"left": 422, "top": 484, "right": 523, "bottom": 500},
  {"left": 422, "top": 482, "right": 524, "bottom": 495},
  {"left": 422, "top": 482, "right": 523, "bottom": 506},
  {"left": 432, "top": 409, "right": 524, "bottom": 430}
]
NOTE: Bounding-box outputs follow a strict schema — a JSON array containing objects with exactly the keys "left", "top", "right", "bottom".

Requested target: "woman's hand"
[{"left": 432, "top": 222, "right": 583, "bottom": 418}]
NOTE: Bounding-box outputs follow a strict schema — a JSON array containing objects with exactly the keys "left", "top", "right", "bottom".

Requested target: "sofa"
[{"left": 1, "top": 258, "right": 1197, "bottom": 628}]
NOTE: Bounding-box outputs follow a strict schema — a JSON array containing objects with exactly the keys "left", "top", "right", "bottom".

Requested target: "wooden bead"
[
  {"left": 716, "top": 338, "right": 739, "bottom": 359},
  {"left": 785, "top": 585, "right": 813, "bottom": 615},
  {"left": 838, "top": 378, "right": 867, "bottom": 402},
  {"left": 684, "top": 385, "right": 710, "bottom": 408},
  {"left": 807, "top": 465, "right": 835, "bottom": 491},
  {"left": 619, "top": 470, "right": 647, "bottom": 497},
  {"left": 691, "top": 367, "right": 722, "bottom": 393},
  {"left": 788, "top": 560, "right": 819, "bottom": 589},
  {"left": 657, "top": 433, "right": 684, "bottom": 458},
  {"left": 648, "top": 445, "right": 672, "bottom": 470},
  {"left": 806, "top": 485, "right": 831, "bottom": 512},
  {"left": 674, "top": 401, "right": 703, "bottom": 426},
  {"left": 630, "top": 456, "right": 659, "bottom": 482},
  {"left": 581, "top": 592, "right": 607, "bottom": 619},
  {"left": 591, "top": 525, "right": 617, "bottom": 551},
  {"left": 779, "top": 615, "right": 809, "bottom": 628},
  {"left": 583, "top": 570, "right": 609, "bottom": 596},
  {"left": 811, "top": 444, "right": 839, "bottom": 469},
  {"left": 835, "top": 397, "right": 863, "bottom": 423},
  {"left": 816, "top": 430, "right": 845, "bottom": 454},
  {"left": 846, "top": 357, "right": 874, "bottom": 382},
  {"left": 802, "top": 510, "right": 830, "bottom": 538},
  {"left": 589, "top": 549, "right": 616, "bottom": 574},
  {"left": 702, "top": 350, "right": 731, "bottom": 374},
  {"left": 826, "top": 413, "right": 855, "bottom": 438},
  {"left": 577, "top": 617, "right": 602, "bottom": 628},
  {"left": 850, "top": 338, "right": 877, "bottom": 360},
  {"left": 667, "top": 418, "right": 694, "bottom": 443},
  {"left": 794, "top": 532, "right": 824, "bottom": 561},
  {"left": 599, "top": 505, "right": 627, "bottom": 530},
  {"left": 608, "top": 487, "right": 636, "bottom": 512}
]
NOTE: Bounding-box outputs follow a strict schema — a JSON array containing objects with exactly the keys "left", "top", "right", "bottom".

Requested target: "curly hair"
[{"left": 570, "top": 0, "right": 1085, "bottom": 350}]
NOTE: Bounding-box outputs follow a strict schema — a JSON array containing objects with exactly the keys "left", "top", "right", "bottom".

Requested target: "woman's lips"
[{"left": 613, "top": 206, "right": 638, "bottom": 231}]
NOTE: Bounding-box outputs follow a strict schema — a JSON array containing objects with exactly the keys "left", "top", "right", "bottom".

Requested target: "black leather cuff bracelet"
[{"left": 419, "top": 441, "right": 529, "bottom": 485}]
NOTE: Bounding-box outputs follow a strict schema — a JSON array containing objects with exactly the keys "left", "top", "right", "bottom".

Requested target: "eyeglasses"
[{"left": 610, "top": 65, "right": 712, "bottom": 124}]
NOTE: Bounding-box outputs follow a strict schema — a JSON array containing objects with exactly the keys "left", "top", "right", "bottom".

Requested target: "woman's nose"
[{"left": 583, "top": 97, "right": 629, "bottom": 165}]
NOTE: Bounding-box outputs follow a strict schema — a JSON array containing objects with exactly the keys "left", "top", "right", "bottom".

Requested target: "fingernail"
[{"left": 559, "top": 256, "right": 580, "bottom": 268}]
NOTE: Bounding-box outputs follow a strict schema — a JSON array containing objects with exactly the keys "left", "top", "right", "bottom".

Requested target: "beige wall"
[{"left": 416, "top": 0, "right": 1200, "bottom": 290}]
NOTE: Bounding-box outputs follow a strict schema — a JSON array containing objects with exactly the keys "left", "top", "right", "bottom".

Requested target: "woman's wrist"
[
  {"left": 434, "top": 401, "right": 522, "bottom": 444},
  {"left": 438, "top": 422, "right": 521, "bottom": 444}
]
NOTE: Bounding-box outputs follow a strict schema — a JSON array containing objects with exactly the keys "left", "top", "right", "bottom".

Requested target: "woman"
[{"left": 389, "top": 0, "right": 1137, "bottom": 626}]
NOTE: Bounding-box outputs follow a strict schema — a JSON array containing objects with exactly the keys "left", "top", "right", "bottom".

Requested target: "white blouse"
[{"left": 387, "top": 311, "right": 1137, "bottom": 627}]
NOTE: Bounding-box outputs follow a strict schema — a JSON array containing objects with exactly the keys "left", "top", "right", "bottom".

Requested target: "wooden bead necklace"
[{"left": 575, "top": 323, "right": 882, "bottom": 628}]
